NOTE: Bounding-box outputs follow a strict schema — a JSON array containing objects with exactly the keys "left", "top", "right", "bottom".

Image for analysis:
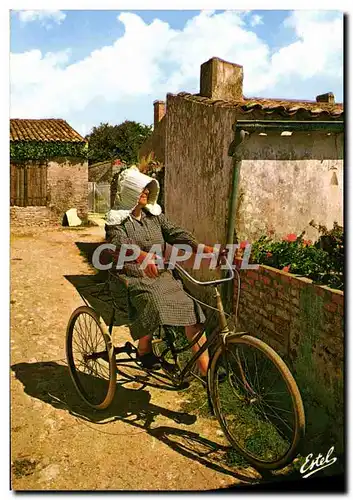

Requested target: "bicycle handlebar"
[{"left": 163, "top": 252, "right": 235, "bottom": 287}]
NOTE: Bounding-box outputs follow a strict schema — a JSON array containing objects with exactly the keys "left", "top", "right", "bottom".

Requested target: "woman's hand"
[
  {"left": 136, "top": 250, "right": 160, "bottom": 279},
  {"left": 203, "top": 245, "right": 216, "bottom": 254},
  {"left": 203, "top": 245, "right": 229, "bottom": 267}
]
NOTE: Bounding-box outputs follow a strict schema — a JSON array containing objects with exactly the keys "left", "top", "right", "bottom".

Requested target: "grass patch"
[{"left": 178, "top": 380, "right": 212, "bottom": 417}]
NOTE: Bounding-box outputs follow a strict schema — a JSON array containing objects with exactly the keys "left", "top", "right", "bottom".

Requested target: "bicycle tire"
[
  {"left": 66, "top": 306, "right": 116, "bottom": 410},
  {"left": 209, "top": 333, "right": 305, "bottom": 470}
]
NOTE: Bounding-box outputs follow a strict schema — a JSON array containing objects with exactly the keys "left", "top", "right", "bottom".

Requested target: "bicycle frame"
[
  {"left": 80, "top": 255, "right": 244, "bottom": 383},
  {"left": 172, "top": 289, "right": 230, "bottom": 383}
]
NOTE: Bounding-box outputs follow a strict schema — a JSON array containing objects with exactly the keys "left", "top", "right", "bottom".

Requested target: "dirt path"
[{"left": 10, "top": 225, "right": 261, "bottom": 491}]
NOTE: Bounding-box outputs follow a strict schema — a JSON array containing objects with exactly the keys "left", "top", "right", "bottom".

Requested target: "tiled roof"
[
  {"left": 10, "top": 119, "right": 86, "bottom": 142},
  {"left": 172, "top": 93, "right": 344, "bottom": 120}
]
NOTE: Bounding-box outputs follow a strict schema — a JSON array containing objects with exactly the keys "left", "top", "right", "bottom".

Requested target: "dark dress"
[{"left": 105, "top": 210, "right": 206, "bottom": 340}]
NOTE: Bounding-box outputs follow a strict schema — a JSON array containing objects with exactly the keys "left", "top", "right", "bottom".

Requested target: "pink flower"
[
  {"left": 303, "top": 239, "right": 312, "bottom": 246},
  {"left": 282, "top": 265, "right": 291, "bottom": 273},
  {"left": 266, "top": 252, "right": 273, "bottom": 258}
]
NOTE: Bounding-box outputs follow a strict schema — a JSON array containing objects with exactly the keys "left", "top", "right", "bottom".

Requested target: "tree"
[{"left": 86, "top": 120, "right": 152, "bottom": 165}]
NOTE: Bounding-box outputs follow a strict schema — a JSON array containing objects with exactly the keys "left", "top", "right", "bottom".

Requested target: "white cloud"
[
  {"left": 250, "top": 14, "right": 263, "bottom": 27},
  {"left": 269, "top": 11, "right": 343, "bottom": 83},
  {"left": 17, "top": 10, "right": 66, "bottom": 28},
  {"left": 10, "top": 10, "right": 343, "bottom": 133}
]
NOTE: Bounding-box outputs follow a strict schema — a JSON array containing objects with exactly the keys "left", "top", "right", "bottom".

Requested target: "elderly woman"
[{"left": 105, "top": 166, "right": 215, "bottom": 376}]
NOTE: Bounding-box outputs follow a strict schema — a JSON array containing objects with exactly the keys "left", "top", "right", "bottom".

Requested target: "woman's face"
[{"left": 138, "top": 187, "right": 149, "bottom": 207}]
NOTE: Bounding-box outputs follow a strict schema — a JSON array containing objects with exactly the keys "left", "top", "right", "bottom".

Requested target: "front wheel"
[
  {"left": 66, "top": 306, "right": 116, "bottom": 410},
  {"left": 209, "top": 333, "right": 305, "bottom": 470}
]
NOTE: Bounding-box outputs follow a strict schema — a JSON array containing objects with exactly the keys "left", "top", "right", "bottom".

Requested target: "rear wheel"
[
  {"left": 209, "top": 333, "right": 305, "bottom": 470},
  {"left": 66, "top": 306, "right": 116, "bottom": 409}
]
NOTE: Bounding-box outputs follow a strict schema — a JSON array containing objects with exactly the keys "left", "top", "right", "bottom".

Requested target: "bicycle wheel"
[
  {"left": 209, "top": 333, "right": 305, "bottom": 470},
  {"left": 66, "top": 306, "right": 116, "bottom": 410}
]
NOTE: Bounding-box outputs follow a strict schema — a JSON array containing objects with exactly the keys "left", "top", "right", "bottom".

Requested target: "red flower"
[
  {"left": 303, "top": 239, "right": 312, "bottom": 246},
  {"left": 266, "top": 252, "right": 273, "bottom": 258},
  {"left": 286, "top": 233, "right": 297, "bottom": 242},
  {"left": 282, "top": 265, "right": 291, "bottom": 273},
  {"left": 240, "top": 240, "right": 249, "bottom": 249}
]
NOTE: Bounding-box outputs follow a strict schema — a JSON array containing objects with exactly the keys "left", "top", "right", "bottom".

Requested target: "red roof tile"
[
  {"left": 171, "top": 93, "right": 343, "bottom": 120},
  {"left": 10, "top": 119, "right": 86, "bottom": 142}
]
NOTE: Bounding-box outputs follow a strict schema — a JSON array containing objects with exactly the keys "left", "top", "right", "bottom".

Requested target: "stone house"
[
  {"left": 139, "top": 57, "right": 344, "bottom": 245},
  {"left": 10, "top": 119, "right": 88, "bottom": 225}
]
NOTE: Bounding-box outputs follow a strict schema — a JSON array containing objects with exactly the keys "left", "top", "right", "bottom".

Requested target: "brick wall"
[
  {"left": 234, "top": 264, "right": 344, "bottom": 455},
  {"left": 47, "top": 158, "right": 88, "bottom": 221}
]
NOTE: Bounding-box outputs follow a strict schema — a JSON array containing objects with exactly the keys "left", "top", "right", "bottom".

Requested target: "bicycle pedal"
[{"left": 152, "top": 338, "right": 163, "bottom": 346}]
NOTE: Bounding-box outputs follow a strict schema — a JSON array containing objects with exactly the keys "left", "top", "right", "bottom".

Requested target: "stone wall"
[
  {"left": 234, "top": 264, "right": 344, "bottom": 456},
  {"left": 165, "top": 94, "right": 237, "bottom": 246},
  {"left": 11, "top": 157, "right": 88, "bottom": 226},
  {"left": 10, "top": 206, "right": 58, "bottom": 227},
  {"left": 47, "top": 158, "right": 88, "bottom": 220},
  {"left": 163, "top": 95, "right": 343, "bottom": 245},
  {"left": 139, "top": 116, "right": 166, "bottom": 164}
]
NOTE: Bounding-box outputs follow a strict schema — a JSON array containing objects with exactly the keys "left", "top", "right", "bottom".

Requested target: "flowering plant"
[{"left": 248, "top": 223, "right": 343, "bottom": 290}]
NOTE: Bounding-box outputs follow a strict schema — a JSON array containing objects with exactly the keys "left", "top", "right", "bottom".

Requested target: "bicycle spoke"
[
  {"left": 68, "top": 310, "right": 114, "bottom": 407},
  {"left": 213, "top": 337, "right": 301, "bottom": 466},
  {"left": 260, "top": 401, "right": 293, "bottom": 433},
  {"left": 73, "top": 324, "right": 88, "bottom": 352}
]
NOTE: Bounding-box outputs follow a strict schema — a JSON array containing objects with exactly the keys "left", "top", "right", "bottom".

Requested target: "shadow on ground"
[
  {"left": 11, "top": 360, "right": 270, "bottom": 486},
  {"left": 75, "top": 241, "right": 105, "bottom": 267}
]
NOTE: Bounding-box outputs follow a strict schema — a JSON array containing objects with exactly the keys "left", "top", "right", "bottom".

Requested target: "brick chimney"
[
  {"left": 316, "top": 92, "right": 335, "bottom": 104},
  {"left": 200, "top": 57, "right": 243, "bottom": 101},
  {"left": 153, "top": 100, "right": 166, "bottom": 128}
]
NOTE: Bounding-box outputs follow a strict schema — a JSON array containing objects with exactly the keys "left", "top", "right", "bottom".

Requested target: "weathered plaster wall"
[
  {"left": 165, "top": 94, "right": 237, "bottom": 246},
  {"left": 47, "top": 158, "right": 88, "bottom": 220},
  {"left": 164, "top": 95, "right": 239, "bottom": 308},
  {"left": 237, "top": 132, "right": 344, "bottom": 241},
  {"left": 234, "top": 265, "right": 344, "bottom": 457},
  {"left": 139, "top": 117, "right": 166, "bottom": 164}
]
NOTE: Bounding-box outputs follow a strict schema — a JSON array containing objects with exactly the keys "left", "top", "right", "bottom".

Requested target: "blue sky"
[{"left": 10, "top": 10, "right": 343, "bottom": 137}]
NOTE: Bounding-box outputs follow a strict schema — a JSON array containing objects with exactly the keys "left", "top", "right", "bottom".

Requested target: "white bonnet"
[{"left": 106, "top": 165, "right": 161, "bottom": 225}]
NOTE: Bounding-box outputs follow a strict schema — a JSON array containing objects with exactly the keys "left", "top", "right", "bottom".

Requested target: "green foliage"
[
  {"left": 86, "top": 121, "right": 152, "bottom": 165},
  {"left": 249, "top": 223, "right": 344, "bottom": 290},
  {"left": 310, "top": 220, "right": 344, "bottom": 275},
  {"left": 10, "top": 141, "right": 88, "bottom": 161}
]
